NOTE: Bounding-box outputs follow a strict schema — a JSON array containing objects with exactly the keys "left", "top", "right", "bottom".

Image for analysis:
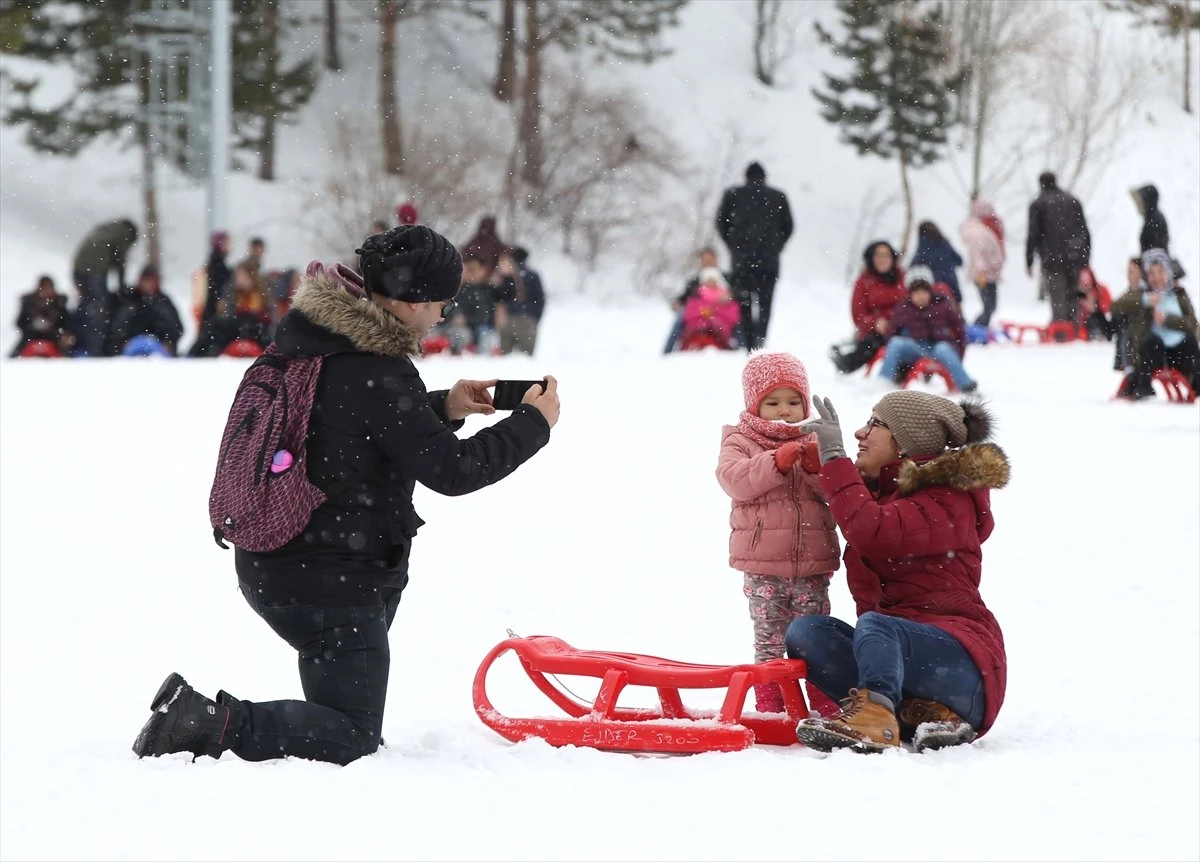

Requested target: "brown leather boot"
[
  {"left": 795, "top": 688, "right": 900, "bottom": 753},
  {"left": 899, "top": 698, "right": 977, "bottom": 753}
]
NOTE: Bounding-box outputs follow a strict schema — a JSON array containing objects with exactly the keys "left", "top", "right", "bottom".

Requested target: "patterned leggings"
[{"left": 743, "top": 572, "right": 832, "bottom": 664}]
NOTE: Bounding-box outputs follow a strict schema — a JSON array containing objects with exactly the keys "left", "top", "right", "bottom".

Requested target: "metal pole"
[{"left": 208, "top": 0, "right": 231, "bottom": 237}]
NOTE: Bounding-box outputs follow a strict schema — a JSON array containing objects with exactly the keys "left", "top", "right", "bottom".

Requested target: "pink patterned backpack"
[{"left": 208, "top": 344, "right": 327, "bottom": 551}]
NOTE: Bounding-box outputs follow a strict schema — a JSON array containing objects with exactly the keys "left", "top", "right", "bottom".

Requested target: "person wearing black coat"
[
  {"left": 1025, "top": 171, "right": 1091, "bottom": 323},
  {"left": 716, "top": 162, "right": 794, "bottom": 351},
  {"left": 1131, "top": 184, "right": 1169, "bottom": 254},
  {"left": 132, "top": 225, "right": 559, "bottom": 766},
  {"left": 11, "top": 275, "right": 76, "bottom": 357},
  {"left": 106, "top": 266, "right": 184, "bottom": 355}
]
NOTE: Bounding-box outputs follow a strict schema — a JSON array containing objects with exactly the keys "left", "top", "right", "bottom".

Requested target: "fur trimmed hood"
[
  {"left": 896, "top": 442, "right": 1010, "bottom": 495},
  {"left": 289, "top": 271, "right": 421, "bottom": 359}
]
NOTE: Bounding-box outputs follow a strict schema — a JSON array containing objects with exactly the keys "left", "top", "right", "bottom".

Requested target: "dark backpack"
[{"left": 208, "top": 344, "right": 327, "bottom": 552}]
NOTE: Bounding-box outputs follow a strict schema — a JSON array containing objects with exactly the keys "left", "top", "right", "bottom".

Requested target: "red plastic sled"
[{"left": 473, "top": 634, "right": 810, "bottom": 754}]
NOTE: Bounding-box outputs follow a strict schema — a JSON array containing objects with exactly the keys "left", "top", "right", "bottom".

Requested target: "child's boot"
[{"left": 752, "top": 682, "right": 785, "bottom": 713}]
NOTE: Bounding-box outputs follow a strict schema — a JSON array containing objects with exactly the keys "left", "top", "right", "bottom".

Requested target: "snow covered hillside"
[{"left": 1, "top": 2, "right": 1198, "bottom": 860}]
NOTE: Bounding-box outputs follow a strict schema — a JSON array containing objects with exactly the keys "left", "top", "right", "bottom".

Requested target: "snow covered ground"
[
  {"left": 1, "top": 283, "right": 1198, "bottom": 860},
  {"left": 2, "top": 1, "right": 1199, "bottom": 859}
]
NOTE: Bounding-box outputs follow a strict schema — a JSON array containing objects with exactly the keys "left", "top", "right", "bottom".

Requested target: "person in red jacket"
[
  {"left": 830, "top": 241, "right": 908, "bottom": 374},
  {"left": 786, "top": 391, "right": 1009, "bottom": 754}
]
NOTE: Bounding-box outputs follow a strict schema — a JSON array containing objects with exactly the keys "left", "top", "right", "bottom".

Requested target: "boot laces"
[{"left": 836, "top": 688, "right": 869, "bottom": 720}]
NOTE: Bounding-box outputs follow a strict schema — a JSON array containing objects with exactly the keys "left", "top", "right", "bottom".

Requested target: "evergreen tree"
[
  {"left": 813, "top": 0, "right": 960, "bottom": 254},
  {"left": 1, "top": 0, "right": 140, "bottom": 156},
  {"left": 1, "top": 0, "right": 171, "bottom": 268},
  {"left": 232, "top": 0, "right": 318, "bottom": 181}
]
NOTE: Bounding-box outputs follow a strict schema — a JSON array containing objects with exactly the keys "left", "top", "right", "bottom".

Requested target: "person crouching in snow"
[
  {"left": 715, "top": 352, "right": 842, "bottom": 715},
  {"left": 787, "top": 391, "right": 1008, "bottom": 753}
]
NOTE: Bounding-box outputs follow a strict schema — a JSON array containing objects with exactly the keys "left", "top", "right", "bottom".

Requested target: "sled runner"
[{"left": 473, "top": 634, "right": 810, "bottom": 754}]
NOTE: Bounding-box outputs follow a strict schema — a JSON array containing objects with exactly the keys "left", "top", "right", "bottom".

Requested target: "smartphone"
[{"left": 493, "top": 379, "right": 546, "bottom": 411}]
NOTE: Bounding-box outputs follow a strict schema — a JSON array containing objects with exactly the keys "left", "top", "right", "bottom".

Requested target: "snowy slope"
[
  {"left": 1, "top": 297, "right": 1198, "bottom": 861},
  {"left": 1, "top": 2, "right": 1199, "bottom": 860}
]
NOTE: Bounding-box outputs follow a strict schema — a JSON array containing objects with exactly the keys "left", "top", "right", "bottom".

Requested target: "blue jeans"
[
  {"left": 225, "top": 583, "right": 404, "bottom": 764},
  {"left": 878, "top": 337, "right": 975, "bottom": 389},
  {"left": 785, "top": 611, "right": 985, "bottom": 730},
  {"left": 663, "top": 312, "right": 685, "bottom": 353}
]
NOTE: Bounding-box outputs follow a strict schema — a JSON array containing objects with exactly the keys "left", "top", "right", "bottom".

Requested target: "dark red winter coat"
[
  {"left": 851, "top": 268, "right": 908, "bottom": 338},
  {"left": 886, "top": 292, "right": 967, "bottom": 357},
  {"left": 819, "top": 445, "right": 1010, "bottom": 736}
]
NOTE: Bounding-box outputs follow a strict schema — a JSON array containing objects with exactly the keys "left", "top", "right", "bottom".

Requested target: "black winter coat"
[
  {"left": 108, "top": 292, "right": 184, "bottom": 354},
  {"left": 1025, "top": 186, "right": 1091, "bottom": 273},
  {"left": 716, "top": 178, "right": 793, "bottom": 270},
  {"left": 1135, "top": 185, "right": 1170, "bottom": 253},
  {"left": 235, "top": 274, "right": 551, "bottom": 604}
]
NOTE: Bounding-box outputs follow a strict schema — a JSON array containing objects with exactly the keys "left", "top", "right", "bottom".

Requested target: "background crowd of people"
[
  {"left": 10, "top": 167, "right": 1198, "bottom": 403},
  {"left": 661, "top": 164, "right": 1196, "bottom": 403},
  {"left": 10, "top": 203, "right": 547, "bottom": 361}
]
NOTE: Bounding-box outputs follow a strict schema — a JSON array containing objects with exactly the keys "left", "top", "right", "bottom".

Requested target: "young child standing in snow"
[{"left": 716, "top": 352, "right": 841, "bottom": 714}]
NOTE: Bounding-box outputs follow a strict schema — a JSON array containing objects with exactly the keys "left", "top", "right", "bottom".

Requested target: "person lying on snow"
[{"left": 786, "top": 391, "right": 1009, "bottom": 754}]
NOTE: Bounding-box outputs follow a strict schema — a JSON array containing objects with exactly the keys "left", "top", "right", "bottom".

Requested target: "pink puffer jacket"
[{"left": 716, "top": 426, "right": 841, "bottom": 579}]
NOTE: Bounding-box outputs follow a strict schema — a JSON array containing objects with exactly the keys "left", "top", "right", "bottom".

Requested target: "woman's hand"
[{"left": 802, "top": 396, "right": 847, "bottom": 464}]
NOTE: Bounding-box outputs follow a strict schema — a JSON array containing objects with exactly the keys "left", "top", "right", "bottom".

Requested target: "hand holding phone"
[{"left": 492, "top": 379, "right": 547, "bottom": 411}]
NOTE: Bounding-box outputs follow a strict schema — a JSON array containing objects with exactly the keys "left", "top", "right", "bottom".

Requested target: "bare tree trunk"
[
  {"left": 519, "top": 0, "right": 543, "bottom": 187},
  {"left": 898, "top": 151, "right": 913, "bottom": 259},
  {"left": 140, "top": 126, "right": 161, "bottom": 275},
  {"left": 325, "top": 0, "right": 341, "bottom": 72},
  {"left": 1186, "top": 24, "right": 1193, "bottom": 114},
  {"left": 137, "top": 55, "right": 160, "bottom": 274},
  {"left": 259, "top": 0, "right": 279, "bottom": 181},
  {"left": 753, "top": 0, "right": 773, "bottom": 86},
  {"left": 493, "top": 0, "right": 517, "bottom": 102},
  {"left": 381, "top": 0, "right": 404, "bottom": 175}
]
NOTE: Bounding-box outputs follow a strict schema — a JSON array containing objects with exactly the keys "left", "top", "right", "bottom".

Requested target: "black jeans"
[
  {"left": 1131, "top": 332, "right": 1200, "bottom": 394},
  {"left": 226, "top": 583, "right": 404, "bottom": 765},
  {"left": 832, "top": 331, "right": 887, "bottom": 374},
  {"left": 973, "top": 282, "right": 997, "bottom": 328},
  {"left": 732, "top": 264, "right": 779, "bottom": 351}
]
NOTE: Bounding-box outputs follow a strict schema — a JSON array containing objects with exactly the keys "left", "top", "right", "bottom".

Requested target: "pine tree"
[
  {"left": 813, "top": 0, "right": 960, "bottom": 255},
  {"left": 1, "top": 0, "right": 170, "bottom": 268},
  {"left": 232, "top": 0, "right": 318, "bottom": 181}
]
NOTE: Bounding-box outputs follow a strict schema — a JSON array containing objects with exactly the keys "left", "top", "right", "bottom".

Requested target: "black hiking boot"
[{"left": 132, "top": 672, "right": 233, "bottom": 760}]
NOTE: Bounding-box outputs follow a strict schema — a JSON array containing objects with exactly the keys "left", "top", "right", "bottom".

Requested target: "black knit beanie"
[{"left": 355, "top": 224, "right": 462, "bottom": 303}]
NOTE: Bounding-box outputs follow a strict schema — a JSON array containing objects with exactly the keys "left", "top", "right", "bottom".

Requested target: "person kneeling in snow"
[
  {"left": 786, "top": 392, "right": 1009, "bottom": 753},
  {"left": 132, "top": 225, "right": 559, "bottom": 766}
]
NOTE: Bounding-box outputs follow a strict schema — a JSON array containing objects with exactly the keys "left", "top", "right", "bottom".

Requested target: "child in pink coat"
[{"left": 715, "top": 352, "right": 842, "bottom": 714}]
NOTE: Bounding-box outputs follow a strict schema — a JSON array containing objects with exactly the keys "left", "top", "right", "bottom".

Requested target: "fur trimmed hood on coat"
[
  {"left": 896, "top": 442, "right": 1010, "bottom": 496},
  {"left": 288, "top": 270, "right": 421, "bottom": 359}
]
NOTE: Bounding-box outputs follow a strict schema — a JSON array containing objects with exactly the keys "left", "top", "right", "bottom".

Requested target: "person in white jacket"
[{"left": 959, "top": 200, "right": 1005, "bottom": 328}]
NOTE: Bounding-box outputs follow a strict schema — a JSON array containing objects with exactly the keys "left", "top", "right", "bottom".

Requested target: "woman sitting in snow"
[{"left": 785, "top": 391, "right": 1008, "bottom": 754}]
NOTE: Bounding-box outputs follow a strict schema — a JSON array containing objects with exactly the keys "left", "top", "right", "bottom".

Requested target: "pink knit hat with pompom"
[{"left": 742, "top": 352, "right": 811, "bottom": 413}]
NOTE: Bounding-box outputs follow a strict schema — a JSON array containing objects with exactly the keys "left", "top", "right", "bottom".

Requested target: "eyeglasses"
[
  {"left": 440, "top": 300, "right": 457, "bottom": 319},
  {"left": 865, "top": 416, "right": 889, "bottom": 433}
]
